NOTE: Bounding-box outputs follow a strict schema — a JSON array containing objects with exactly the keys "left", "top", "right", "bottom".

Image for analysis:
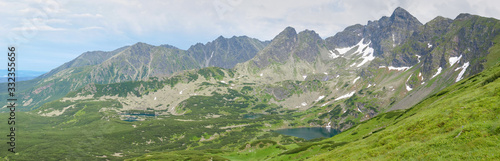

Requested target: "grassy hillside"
[
  {"left": 267, "top": 62, "right": 500, "bottom": 160},
  {"left": 126, "top": 62, "right": 500, "bottom": 161},
  {"left": 310, "top": 62, "right": 500, "bottom": 160}
]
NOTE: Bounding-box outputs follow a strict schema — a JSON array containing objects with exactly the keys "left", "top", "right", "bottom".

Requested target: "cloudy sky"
[{"left": 1, "top": 0, "right": 499, "bottom": 72}]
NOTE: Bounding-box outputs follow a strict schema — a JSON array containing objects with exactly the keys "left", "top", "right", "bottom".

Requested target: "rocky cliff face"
[{"left": 187, "top": 36, "right": 268, "bottom": 69}]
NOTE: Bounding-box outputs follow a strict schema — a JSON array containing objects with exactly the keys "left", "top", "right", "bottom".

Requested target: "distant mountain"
[
  {"left": 187, "top": 35, "right": 268, "bottom": 69},
  {"left": 39, "top": 46, "right": 129, "bottom": 79},
  {"left": 0, "top": 70, "right": 47, "bottom": 83},
  {"left": 0, "top": 36, "right": 268, "bottom": 111}
]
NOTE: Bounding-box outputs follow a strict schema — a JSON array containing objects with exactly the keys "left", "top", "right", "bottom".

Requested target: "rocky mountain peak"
[
  {"left": 275, "top": 26, "right": 298, "bottom": 40},
  {"left": 297, "top": 29, "right": 321, "bottom": 39},
  {"left": 389, "top": 7, "right": 422, "bottom": 27},
  {"left": 455, "top": 13, "right": 475, "bottom": 21},
  {"left": 160, "top": 44, "right": 179, "bottom": 50}
]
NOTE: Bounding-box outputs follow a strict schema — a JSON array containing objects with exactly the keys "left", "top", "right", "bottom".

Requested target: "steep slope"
[
  {"left": 234, "top": 8, "right": 500, "bottom": 131},
  {"left": 88, "top": 42, "right": 200, "bottom": 84},
  {"left": 1, "top": 36, "right": 267, "bottom": 111},
  {"left": 125, "top": 61, "right": 500, "bottom": 160},
  {"left": 326, "top": 7, "right": 423, "bottom": 60},
  {"left": 236, "top": 27, "right": 334, "bottom": 82},
  {"left": 230, "top": 8, "right": 426, "bottom": 130},
  {"left": 187, "top": 36, "right": 268, "bottom": 69},
  {"left": 308, "top": 62, "right": 500, "bottom": 160},
  {"left": 389, "top": 13, "right": 500, "bottom": 111},
  {"left": 38, "top": 46, "right": 129, "bottom": 79}
]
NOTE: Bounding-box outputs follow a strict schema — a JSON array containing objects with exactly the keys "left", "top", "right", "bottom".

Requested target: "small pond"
[
  {"left": 242, "top": 114, "right": 263, "bottom": 119},
  {"left": 121, "top": 111, "right": 156, "bottom": 122},
  {"left": 273, "top": 127, "right": 340, "bottom": 140}
]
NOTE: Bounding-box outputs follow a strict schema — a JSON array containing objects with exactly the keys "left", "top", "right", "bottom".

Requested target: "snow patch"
[
  {"left": 324, "top": 72, "right": 328, "bottom": 75},
  {"left": 455, "top": 62, "right": 469, "bottom": 82},
  {"left": 321, "top": 102, "right": 330, "bottom": 107},
  {"left": 367, "top": 84, "right": 372, "bottom": 88},
  {"left": 303, "top": 75, "right": 307, "bottom": 80},
  {"left": 427, "top": 43, "right": 432, "bottom": 48},
  {"left": 357, "top": 107, "right": 362, "bottom": 113},
  {"left": 353, "top": 76, "right": 360, "bottom": 84},
  {"left": 259, "top": 73, "right": 263, "bottom": 77},
  {"left": 336, "top": 75, "right": 340, "bottom": 78},
  {"left": 356, "top": 48, "right": 375, "bottom": 67},
  {"left": 388, "top": 66, "right": 411, "bottom": 71},
  {"left": 335, "top": 91, "right": 355, "bottom": 101},
  {"left": 354, "top": 40, "right": 375, "bottom": 67},
  {"left": 449, "top": 55, "right": 462, "bottom": 67},
  {"left": 431, "top": 67, "right": 442, "bottom": 79},
  {"left": 379, "top": 66, "right": 386, "bottom": 68},
  {"left": 220, "top": 81, "right": 227, "bottom": 84},
  {"left": 329, "top": 50, "right": 339, "bottom": 59},
  {"left": 326, "top": 121, "right": 332, "bottom": 128},
  {"left": 334, "top": 40, "right": 359, "bottom": 55},
  {"left": 315, "top": 95, "right": 325, "bottom": 102},
  {"left": 154, "top": 97, "right": 156, "bottom": 100},
  {"left": 406, "top": 74, "right": 413, "bottom": 91},
  {"left": 333, "top": 38, "right": 374, "bottom": 68},
  {"left": 421, "top": 82, "right": 425, "bottom": 85},
  {"left": 416, "top": 55, "right": 421, "bottom": 63},
  {"left": 301, "top": 102, "right": 307, "bottom": 106}
]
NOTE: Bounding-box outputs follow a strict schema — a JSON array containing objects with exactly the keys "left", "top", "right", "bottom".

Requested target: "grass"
[{"left": 309, "top": 62, "right": 500, "bottom": 160}]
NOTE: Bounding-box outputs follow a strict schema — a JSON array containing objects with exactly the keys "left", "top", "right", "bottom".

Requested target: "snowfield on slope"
[
  {"left": 449, "top": 55, "right": 462, "bottom": 67},
  {"left": 331, "top": 39, "right": 375, "bottom": 67},
  {"left": 431, "top": 67, "right": 442, "bottom": 79},
  {"left": 406, "top": 74, "right": 413, "bottom": 91},
  {"left": 335, "top": 91, "right": 355, "bottom": 101},
  {"left": 455, "top": 62, "right": 470, "bottom": 82}
]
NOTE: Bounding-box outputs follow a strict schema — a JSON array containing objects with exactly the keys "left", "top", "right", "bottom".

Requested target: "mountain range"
[{"left": 1, "top": 7, "right": 499, "bottom": 160}]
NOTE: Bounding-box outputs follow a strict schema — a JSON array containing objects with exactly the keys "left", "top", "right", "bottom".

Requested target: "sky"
[{"left": 1, "top": 0, "right": 500, "bottom": 72}]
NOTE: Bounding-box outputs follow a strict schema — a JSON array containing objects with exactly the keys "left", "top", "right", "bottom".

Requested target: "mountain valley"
[{"left": 1, "top": 7, "right": 499, "bottom": 160}]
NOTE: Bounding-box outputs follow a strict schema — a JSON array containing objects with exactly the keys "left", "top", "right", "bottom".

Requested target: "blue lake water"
[
  {"left": 242, "top": 114, "right": 262, "bottom": 119},
  {"left": 273, "top": 127, "right": 340, "bottom": 140},
  {"left": 121, "top": 112, "right": 156, "bottom": 122}
]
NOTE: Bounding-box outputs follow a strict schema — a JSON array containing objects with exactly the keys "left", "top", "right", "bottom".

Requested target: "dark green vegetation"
[
  {"left": 0, "top": 98, "right": 302, "bottom": 160},
  {"left": 0, "top": 67, "right": 308, "bottom": 160}
]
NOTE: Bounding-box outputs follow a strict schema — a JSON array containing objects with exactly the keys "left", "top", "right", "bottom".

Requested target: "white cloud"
[
  {"left": 78, "top": 26, "right": 104, "bottom": 30},
  {"left": 70, "top": 13, "right": 103, "bottom": 18},
  {"left": 2, "top": 0, "right": 500, "bottom": 71},
  {"left": 12, "top": 24, "right": 65, "bottom": 31}
]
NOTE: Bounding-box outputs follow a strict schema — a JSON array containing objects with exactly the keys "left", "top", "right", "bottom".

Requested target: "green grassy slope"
[
  {"left": 308, "top": 62, "right": 500, "bottom": 160},
  {"left": 125, "top": 62, "right": 500, "bottom": 161}
]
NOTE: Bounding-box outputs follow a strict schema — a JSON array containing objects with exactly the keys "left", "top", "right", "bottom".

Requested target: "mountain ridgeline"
[
  {"left": 0, "top": 36, "right": 267, "bottom": 111},
  {"left": 1, "top": 7, "right": 500, "bottom": 160}
]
